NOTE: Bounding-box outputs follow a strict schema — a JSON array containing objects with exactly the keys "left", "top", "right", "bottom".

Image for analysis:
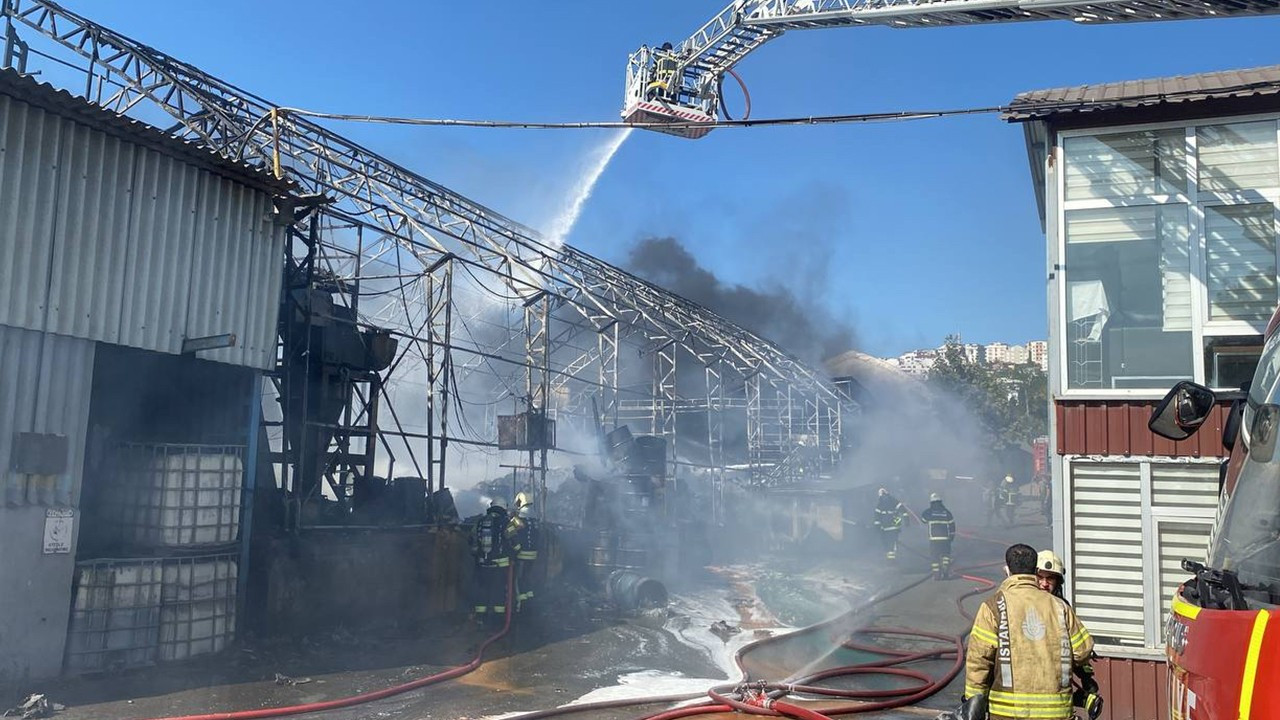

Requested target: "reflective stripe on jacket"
[
  {"left": 921, "top": 503, "right": 955, "bottom": 541},
  {"left": 506, "top": 515, "right": 540, "bottom": 562},
  {"left": 873, "top": 496, "right": 906, "bottom": 531},
  {"left": 964, "top": 575, "right": 1094, "bottom": 719},
  {"left": 999, "top": 486, "right": 1018, "bottom": 506}
]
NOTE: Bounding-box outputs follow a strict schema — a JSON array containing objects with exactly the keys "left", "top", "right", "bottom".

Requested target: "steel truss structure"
[{"left": 2, "top": 0, "right": 853, "bottom": 518}]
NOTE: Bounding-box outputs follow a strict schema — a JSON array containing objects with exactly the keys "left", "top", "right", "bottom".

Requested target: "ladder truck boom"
[{"left": 623, "top": 0, "right": 1280, "bottom": 138}]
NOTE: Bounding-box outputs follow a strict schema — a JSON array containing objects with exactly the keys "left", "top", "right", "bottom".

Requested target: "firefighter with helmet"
[
  {"left": 648, "top": 41, "right": 679, "bottom": 99},
  {"left": 469, "top": 498, "right": 511, "bottom": 623},
  {"left": 997, "top": 475, "right": 1018, "bottom": 527},
  {"left": 873, "top": 487, "right": 908, "bottom": 563},
  {"left": 950, "top": 544, "right": 1096, "bottom": 720},
  {"left": 921, "top": 493, "right": 956, "bottom": 579},
  {"left": 1036, "top": 550, "right": 1066, "bottom": 601},
  {"left": 506, "top": 491, "right": 541, "bottom": 611},
  {"left": 1034, "top": 549, "right": 1105, "bottom": 720}
]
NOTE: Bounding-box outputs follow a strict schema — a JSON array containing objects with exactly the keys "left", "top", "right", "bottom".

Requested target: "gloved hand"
[
  {"left": 958, "top": 693, "right": 988, "bottom": 720},
  {"left": 1072, "top": 690, "right": 1103, "bottom": 720},
  {"left": 1072, "top": 659, "right": 1101, "bottom": 719}
]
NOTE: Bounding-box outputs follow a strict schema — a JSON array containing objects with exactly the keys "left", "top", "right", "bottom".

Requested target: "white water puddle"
[
  {"left": 559, "top": 571, "right": 792, "bottom": 710},
  {"left": 483, "top": 566, "right": 866, "bottom": 720}
]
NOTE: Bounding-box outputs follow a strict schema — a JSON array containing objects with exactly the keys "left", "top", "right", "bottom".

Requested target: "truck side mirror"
[
  {"left": 1150, "top": 381, "right": 1217, "bottom": 441},
  {"left": 1250, "top": 403, "right": 1280, "bottom": 463}
]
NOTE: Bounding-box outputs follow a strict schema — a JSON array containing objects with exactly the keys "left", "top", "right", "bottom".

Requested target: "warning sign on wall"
[{"left": 43, "top": 508, "right": 74, "bottom": 554}]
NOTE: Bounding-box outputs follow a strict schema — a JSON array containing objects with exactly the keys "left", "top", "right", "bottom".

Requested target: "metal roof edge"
[
  {"left": 0, "top": 66, "right": 295, "bottom": 195},
  {"left": 1002, "top": 64, "right": 1280, "bottom": 123}
]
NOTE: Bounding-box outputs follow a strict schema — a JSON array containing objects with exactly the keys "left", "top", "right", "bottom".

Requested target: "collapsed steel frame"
[{"left": 1, "top": 0, "right": 853, "bottom": 516}]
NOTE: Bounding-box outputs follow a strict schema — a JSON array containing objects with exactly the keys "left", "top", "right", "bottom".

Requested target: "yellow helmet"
[
  {"left": 514, "top": 491, "right": 534, "bottom": 510},
  {"left": 1004, "top": 475, "right": 1015, "bottom": 484},
  {"left": 1036, "top": 550, "right": 1065, "bottom": 577}
]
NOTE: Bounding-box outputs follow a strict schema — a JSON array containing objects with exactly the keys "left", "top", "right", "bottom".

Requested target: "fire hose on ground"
[
  {"left": 134, "top": 552, "right": 1001, "bottom": 720},
  {"left": 513, "top": 560, "right": 1001, "bottom": 720},
  {"left": 627, "top": 564, "right": 999, "bottom": 720}
]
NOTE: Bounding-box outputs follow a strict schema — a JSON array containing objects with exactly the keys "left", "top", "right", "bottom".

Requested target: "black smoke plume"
[{"left": 625, "top": 237, "right": 856, "bottom": 364}]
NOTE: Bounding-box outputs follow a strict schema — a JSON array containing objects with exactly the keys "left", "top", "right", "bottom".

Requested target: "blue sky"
[{"left": 71, "top": 2, "right": 1280, "bottom": 356}]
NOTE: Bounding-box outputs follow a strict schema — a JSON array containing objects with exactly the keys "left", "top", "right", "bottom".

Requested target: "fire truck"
[{"left": 1150, "top": 310, "right": 1280, "bottom": 720}]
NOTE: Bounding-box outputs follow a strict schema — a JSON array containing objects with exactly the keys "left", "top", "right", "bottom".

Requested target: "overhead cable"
[
  {"left": 270, "top": 77, "right": 1280, "bottom": 131},
  {"left": 277, "top": 105, "right": 1000, "bottom": 129}
]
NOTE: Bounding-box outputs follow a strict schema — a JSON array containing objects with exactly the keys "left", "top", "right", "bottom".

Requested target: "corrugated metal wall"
[
  {"left": 1093, "top": 656, "right": 1169, "bottom": 720},
  {"left": 0, "top": 92, "right": 282, "bottom": 370},
  {"left": 1056, "top": 400, "right": 1230, "bottom": 457},
  {"left": 0, "top": 325, "right": 95, "bottom": 507}
]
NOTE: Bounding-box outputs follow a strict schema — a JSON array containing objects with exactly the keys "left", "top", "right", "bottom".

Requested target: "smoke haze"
[{"left": 625, "top": 237, "right": 856, "bottom": 365}]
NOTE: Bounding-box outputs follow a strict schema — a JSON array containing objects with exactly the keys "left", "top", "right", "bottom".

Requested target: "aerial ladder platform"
[{"left": 623, "top": 0, "right": 1280, "bottom": 138}]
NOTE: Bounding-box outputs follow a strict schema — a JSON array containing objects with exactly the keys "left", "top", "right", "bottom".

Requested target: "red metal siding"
[
  {"left": 1055, "top": 400, "right": 1229, "bottom": 458},
  {"left": 1093, "top": 656, "right": 1168, "bottom": 720}
]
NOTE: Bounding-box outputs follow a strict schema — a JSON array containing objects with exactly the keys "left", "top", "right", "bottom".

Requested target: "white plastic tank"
[
  {"left": 117, "top": 444, "right": 244, "bottom": 548},
  {"left": 64, "top": 560, "right": 163, "bottom": 672},
  {"left": 158, "top": 555, "right": 237, "bottom": 662}
]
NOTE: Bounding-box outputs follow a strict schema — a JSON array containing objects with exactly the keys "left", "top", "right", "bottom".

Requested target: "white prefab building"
[{"left": 1006, "top": 64, "right": 1280, "bottom": 692}]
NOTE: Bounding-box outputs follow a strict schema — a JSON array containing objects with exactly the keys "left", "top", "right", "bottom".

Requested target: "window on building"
[
  {"left": 1059, "top": 120, "right": 1280, "bottom": 394},
  {"left": 1204, "top": 203, "right": 1277, "bottom": 324},
  {"left": 1065, "top": 129, "right": 1186, "bottom": 200},
  {"left": 1204, "top": 336, "right": 1265, "bottom": 389},
  {"left": 1065, "top": 205, "right": 1193, "bottom": 389},
  {"left": 1198, "top": 121, "right": 1279, "bottom": 192}
]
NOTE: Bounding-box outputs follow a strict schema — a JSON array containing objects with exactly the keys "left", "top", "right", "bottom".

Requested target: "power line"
[
  {"left": 269, "top": 77, "right": 1280, "bottom": 132},
  {"left": 280, "top": 105, "right": 1001, "bottom": 130}
]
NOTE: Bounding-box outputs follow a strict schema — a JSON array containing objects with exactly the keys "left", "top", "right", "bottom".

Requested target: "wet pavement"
[{"left": 32, "top": 510, "right": 1049, "bottom": 720}]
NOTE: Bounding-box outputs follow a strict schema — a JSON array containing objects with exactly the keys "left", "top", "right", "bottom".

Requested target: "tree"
[{"left": 926, "top": 336, "right": 1048, "bottom": 455}]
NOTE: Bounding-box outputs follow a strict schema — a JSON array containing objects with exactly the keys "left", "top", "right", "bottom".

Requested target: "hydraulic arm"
[{"left": 622, "top": 0, "right": 1280, "bottom": 137}]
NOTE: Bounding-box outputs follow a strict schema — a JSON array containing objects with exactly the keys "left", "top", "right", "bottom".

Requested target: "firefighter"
[
  {"left": 997, "top": 475, "right": 1018, "bottom": 527},
  {"left": 506, "top": 491, "right": 540, "bottom": 611},
  {"left": 1036, "top": 550, "right": 1066, "bottom": 601},
  {"left": 1033, "top": 549, "right": 1102, "bottom": 717},
  {"left": 921, "top": 493, "right": 956, "bottom": 579},
  {"left": 469, "top": 498, "right": 511, "bottom": 622},
  {"left": 873, "top": 487, "right": 908, "bottom": 563},
  {"left": 956, "top": 543, "right": 1096, "bottom": 720},
  {"left": 648, "top": 42, "right": 679, "bottom": 98}
]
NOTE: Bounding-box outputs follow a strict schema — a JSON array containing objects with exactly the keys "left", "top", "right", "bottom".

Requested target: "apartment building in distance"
[{"left": 885, "top": 339, "right": 1049, "bottom": 374}]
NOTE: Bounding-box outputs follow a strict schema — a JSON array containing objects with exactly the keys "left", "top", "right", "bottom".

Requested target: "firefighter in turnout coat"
[
  {"left": 506, "top": 491, "right": 540, "bottom": 611},
  {"left": 873, "top": 488, "right": 908, "bottom": 562},
  {"left": 921, "top": 493, "right": 956, "bottom": 579},
  {"left": 960, "top": 544, "right": 1095, "bottom": 720},
  {"left": 470, "top": 499, "right": 512, "bottom": 621},
  {"left": 997, "top": 475, "right": 1018, "bottom": 527}
]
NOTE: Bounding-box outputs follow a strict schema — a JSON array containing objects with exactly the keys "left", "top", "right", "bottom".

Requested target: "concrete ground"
[{"left": 30, "top": 506, "right": 1050, "bottom": 720}]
